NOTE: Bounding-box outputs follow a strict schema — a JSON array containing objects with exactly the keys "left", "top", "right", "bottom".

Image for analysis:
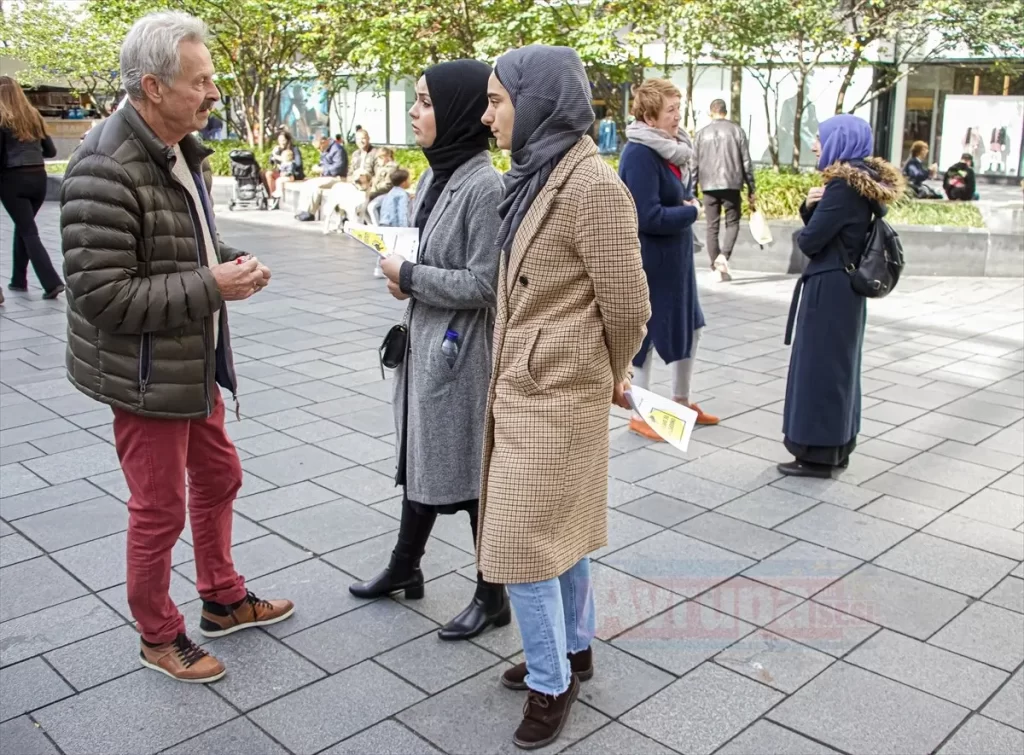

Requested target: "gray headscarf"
[
  {"left": 494, "top": 45, "right": 595, "bottom": 258},
  {"left": 626, "top": 120, "right": 694, "bottom": 187}
]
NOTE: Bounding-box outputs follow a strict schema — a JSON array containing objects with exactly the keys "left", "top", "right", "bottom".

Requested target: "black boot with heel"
[{"left": 349, "top": 498, "right": 436, "bottom": 600}]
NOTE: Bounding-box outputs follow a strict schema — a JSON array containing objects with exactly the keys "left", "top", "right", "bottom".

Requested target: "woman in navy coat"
[
  {"left": 781, "top": 114, "right": 903, "bottom": 477},
  {"left": 619, "top": 79, "right": 718, "bottom": 440}
]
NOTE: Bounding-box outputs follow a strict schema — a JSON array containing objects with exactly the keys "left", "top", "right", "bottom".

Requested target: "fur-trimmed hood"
[{"left": 823, "top": 157, "right": 904, "bottom": 204}]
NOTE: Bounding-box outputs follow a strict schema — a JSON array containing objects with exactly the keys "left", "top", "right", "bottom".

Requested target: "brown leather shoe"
[
  {"left": 199, "top": 590, "right": 294, "bottom": 638},
  {"left": 139, "top": 633, "right": 225, "bottom": 683},
  {"left": 513, "top": 674, "right": 580, "bottom": 750},
  {"left": 502, "top": 648, "right": 593, "bottom": 691}
]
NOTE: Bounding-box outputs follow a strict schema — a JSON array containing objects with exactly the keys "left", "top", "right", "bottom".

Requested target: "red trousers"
[{"left": 113, "top": 394, "right": 247, "bottom": 644}]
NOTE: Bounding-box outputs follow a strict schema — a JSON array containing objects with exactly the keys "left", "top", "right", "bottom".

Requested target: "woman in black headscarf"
[{"left": 351, "top": 60, "right": 507, "bottom": 642}]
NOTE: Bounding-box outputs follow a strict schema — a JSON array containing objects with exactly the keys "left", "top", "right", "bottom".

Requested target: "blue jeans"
[{"left": 506, "top": 557, "right": 596, "bottom": 696}]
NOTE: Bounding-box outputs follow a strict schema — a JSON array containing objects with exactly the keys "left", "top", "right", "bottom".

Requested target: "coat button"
[{"left": 519, "top": 275, "right": 528, "bottom": 287}]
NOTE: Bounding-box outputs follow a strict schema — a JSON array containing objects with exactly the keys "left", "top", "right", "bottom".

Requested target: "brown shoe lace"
[
  {"left": 243, "top": 590, "right": 275, "bottom": 615},
  {"left": 522, "top": 690, "right": 552, "bottom": 721},
  {"left": 173, "top": 634, "right": 209, "bottom": 668}
]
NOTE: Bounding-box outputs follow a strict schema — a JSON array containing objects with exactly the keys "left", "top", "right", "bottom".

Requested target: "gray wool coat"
[{"left": 393, "top": 151, "right": 502, "bottom": 505}]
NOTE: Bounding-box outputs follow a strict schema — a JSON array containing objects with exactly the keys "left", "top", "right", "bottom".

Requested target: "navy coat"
[
  {"left": 783, "top": 158, "right": 902, "bottom": 452},
  {"left": 619, "top": 142, "right": 703, "bottom": 366}
]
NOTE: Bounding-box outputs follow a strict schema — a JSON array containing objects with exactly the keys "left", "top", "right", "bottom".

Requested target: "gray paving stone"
[
  {"left": 776, "top": 504, "right": 912, "bottom": 560},
  {"left": 233, "top": 430, "right": 305, "bottom": 457},
  {"left": 677, "top": 448, "right": 784, "bottom": 493},
  {"left": 984, "top": 576, "right": 1024, "bottom": 614},
  {"left": 162, "top": 718, "right": 290, "bottom": 755},
  {"left": 931, "top": 439, "right": 1024, "bottom": 472},
  {"left": 317, "top": 432, "right": 396, "bottom": 464},
  {"left": 284, "top": 599, "right": 436, "bottom": 672},
  {"left": 563, "top": 722, "right": 675, "bottom": 755},
  {"left": 0, "top": 532, "right": 41, "bottom": 566},
  {"left": 607, "top": 447, "right": 683, "bottom": 483},
  {"left": 857, "top": 437, "right": 924, "bottom": 464},
  {"left": 590, "top": 509, "right": 661, "bottom": 560},
  {"left": 635, "top": 467, "right": 744, "bottom": 508},
  {"left": 22, "top": 443, "right": 120, "bottom": 485},
  {"left": 86, "top": 470, "right": 130, "bottom": 501},
  {"left": 282, "top": 419, "right": 352, "bottom": 444},
  {"left": 394, "top": 572, "right": 478, "bottom": 627},
  {"left": 398, "top": 664, "right": 608, "bottom": 755},
  {"left": 951, "top": 488, "right": 1024, "bottom": 530},
  {"left": 591, "top": 562, "right": 684, "bottom": 640},
  {"left": 0, "top": 418, "right": 78, "bottom": 448},
  {"left": 33, "top": 670, "right": 235, "bottom": 755},
  {"left": 892, "top": 452, "right": 1006, "bottom": 495},
  {"left": 314, "top": 464, "right": 399, "bottom": 504},
  {"left": 178, "top": 511, "right": 267, "bottom": 547},
  {"left": 862, "top": 472, "right": 970, "bottom": 511},
  {"left": 715, "top": 720, "right": 840, "bottom": 755},
  {"left": 903, "top": 413, "right": 1002, "bottom": 444},
  {"left": 377, "top": 632, "right": 502, "bottom": 694},
  {"left": 772, "top": 476, "right": 881, "bottom": 509},
  {"left": 715, "top": 485, "right": 821, "bottom": 528},
  {"left": 15, "top": 496, "right": 127, "bottom": 552},
  {"left": 621, "top": 662, "right": 783, "bottom": 755},
  {"left": 1, "top": 594, "right": 123, "bottom": 668},
  {"left": 601, "top": 530, "right": 754, "bottom": 598},
  {"left": 992, "top": 472, "right": 1024, "bottom": 496},
  {"left": 561, "top": 639, "right": 674, "bottom": 718},
  {"left": 846, "top": 628, "right": 1009, "bottom": 711},
  {"left": 695, "top": 575, "right": 804, "bottom": 626},
  {"left": 607, "top": 477, "right": 656, "bottom": 508},
  {"left": 715, "top": 628, "right": 834, "bottom": 693},
  {"left": 0, "top": 402, "right": 58, "bottom": 430},
  {"left": 234, "top": 480, "right": 339, "bottom": 521},
  {"left": 0, "top": 441, "right": 45, "bottom": 466},
  {"left": 324, "top": 721, "right": 443, "bottom": 755},
  {"left": 248, "top": 661, "right": 425, "bottom": 755},
  {"left": 765, "top": 601, "right": 879, "bottom": 657},
  {"left": 262, "top": 499, "right": 396, "bottom": 554},
  {"left": 617, "top": 494, "right": 704, "bottom": 527},
  {"left": 333, "top": 405, "right": 398, "bottom": 437},
  {"left": 938, "top": 715, "right": 1024, "bottom": 755},
  {"left": 324, "top": 531, "right": 473, "bottom": 584},
  {"left": 875, "top": 533, "right": 1016, "bottom": 598},
  {"left": 42, "top": 625, "right": 141, "bottom": 690},
  {"left": 925, "top": 513, "right": 1024, "bottom": 560},
  {"left": 177, "top": 533, "right": 311, "bottom": 586},
  {"left": 247, "top": 558, "right": 368, "bottom": 637},
  {"left": 728, "top": 435, "right": 792, "bottom": 464},
  {"left": 0, "top": 519, "right": 13, "bottom": 536},
  {"left": 95, "top": 570, "right": 197, "bottom": 624},
  {"left": 0, "top": 463, "right": 47, "bottom": 497},
  {"left": 202, "top": 630, "right": 325, "bottom": 710},
  {"left": 0, "top": 715, "right": 61, "bottom": 755},
  {"left": 674, "top": 512, "right": 795, "bottom": 559},
  {"left": 612, "top": 602, "right": 755, "bottom": 675},
  {"left": 930, "top": 601, "right": 1024, "bottom": 672},
  {"left": 241, "top": 445, "right": 353, "bottom": 487},
  {"left": 743, "top": 541, "right": 862, "bottom": 599},
  {"left": 858, "top": 495, "right": 945, "bottom": 529},
  {"left": 254, "top": 408, "right": 324, "bottom": 431},
  {"left": 0, "top": 557, "right": 87, "bottom": 622},
  {"left": 52, "top": 531, "right": 144, "bottom": 592},
  {"left": 0, "top": 658, "right": 74, "bottom": 722},
  {"left": 983, "top": 669, "right": 1023, "bottom": 730},
  {"left": 768, "top": 662, "right": 968, "bottom": 755}
]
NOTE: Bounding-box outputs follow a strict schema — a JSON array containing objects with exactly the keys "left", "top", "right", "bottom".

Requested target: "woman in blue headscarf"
[{"left": 779, "top": 114, "right": 903, "bottom": 478}]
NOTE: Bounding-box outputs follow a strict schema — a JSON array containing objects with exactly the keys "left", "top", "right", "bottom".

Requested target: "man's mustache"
[{"left": 199, "top": 99, "right": 216, "bottom": 111}]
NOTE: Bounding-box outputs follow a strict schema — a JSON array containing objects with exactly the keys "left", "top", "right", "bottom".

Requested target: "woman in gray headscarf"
[{"left": 479, "top": 45, "right": 649, "bottom": 750}]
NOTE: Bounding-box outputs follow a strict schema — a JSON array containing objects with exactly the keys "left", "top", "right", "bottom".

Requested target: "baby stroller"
[{"left": 227, "top": 149, "right": 269, "bottom": 211}]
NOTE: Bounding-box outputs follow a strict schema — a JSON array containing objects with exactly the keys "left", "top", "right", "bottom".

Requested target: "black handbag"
[{"left": 378, "top": 304, "right": 411, "bottom": 378}]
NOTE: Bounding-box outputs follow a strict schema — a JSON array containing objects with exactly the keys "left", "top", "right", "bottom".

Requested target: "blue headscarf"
[{"left": 817, "top": 114, "right": 873, "bottom": 171}]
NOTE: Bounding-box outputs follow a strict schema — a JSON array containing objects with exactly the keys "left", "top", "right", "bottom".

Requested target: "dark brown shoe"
[
  {"left": 513, "top": 674, "right": 579, "bottom": 750},
  {"left": 199, "top": 590, "right": 294, "bottom": 638},
  {"left": 502, "top": 648, "right": 593, "bottom": 691}
]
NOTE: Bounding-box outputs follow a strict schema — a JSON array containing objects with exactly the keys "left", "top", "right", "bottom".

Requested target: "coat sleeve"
[
  {"left": 620, "top": 147, "right": 698, "bottom": 236},
  {"left": 41, "top": 135, "right": 57, "bottom": 159},
  {"left": 575, "top": 179, "right": 651, "bottom": 384},
  {"left": 61, "top": 154, "right": 223, "bottom": 335},
  {"left": 403, "top": 174, "right": 501, "bottom": 310},
  {"left": 796, "top": 180, "right": 851, "bottom": 259}
]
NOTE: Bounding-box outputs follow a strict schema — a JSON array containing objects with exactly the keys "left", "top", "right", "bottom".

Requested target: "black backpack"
[{"left": 839, "top": 215, "right": 905, "bottom": 298}]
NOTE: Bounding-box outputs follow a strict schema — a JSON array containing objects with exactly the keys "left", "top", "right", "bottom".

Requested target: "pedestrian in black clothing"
[
  {"left": 0, "top": 76, "right": 65, "bottom": 299},
  {"left": 943, "top": 154, "right": 977, "bottom": 201}
]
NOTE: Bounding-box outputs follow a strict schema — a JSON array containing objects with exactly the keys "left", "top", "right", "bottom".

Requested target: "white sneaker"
[{"left": 720, "top": 258, "right": 732, "bottom": 282}]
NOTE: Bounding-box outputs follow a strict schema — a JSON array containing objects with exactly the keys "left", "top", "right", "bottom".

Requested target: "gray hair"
[{"left": 120, "top": 11, "right": 208, "bottom": 100}]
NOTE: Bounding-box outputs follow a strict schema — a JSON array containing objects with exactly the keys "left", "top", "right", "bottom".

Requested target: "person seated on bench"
[
  {"left": 943, "top": 153, "right": 978, "bottom": 201},
  {"left": 296, "top": 135, "right": 350, "bottom": 221}
]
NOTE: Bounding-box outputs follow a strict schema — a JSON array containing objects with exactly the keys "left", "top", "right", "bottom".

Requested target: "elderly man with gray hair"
[{"left": 60, "top": 11, "right": 294, "bottom": 683}]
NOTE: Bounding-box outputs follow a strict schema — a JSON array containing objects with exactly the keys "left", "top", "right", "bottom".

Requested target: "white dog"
[{"left": 321, "top": 171, "right": 372, "bottom": 234}]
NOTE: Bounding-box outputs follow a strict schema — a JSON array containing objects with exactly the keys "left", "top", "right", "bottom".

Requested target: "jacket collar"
[{"left": 119, "top": 101, "right": 213, "bottom": 173}]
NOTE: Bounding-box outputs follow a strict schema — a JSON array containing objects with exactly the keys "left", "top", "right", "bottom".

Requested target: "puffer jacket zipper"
[{"left": 138, "top": 333, "right": 153, "bottom": 394}]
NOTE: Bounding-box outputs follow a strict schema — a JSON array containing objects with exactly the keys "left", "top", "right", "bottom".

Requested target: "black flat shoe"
[
  {"left": 8, "top": 284, "right": 28, "bottom": 292},
  {"left": 777, "top": 460, "right": 834, "bottom": 479},
  {"left": 438, "top": 588, "right": 511, "bottom": 641},
  {"left": 43, "top": 284, "right": 65, "bottom": 300},
  {"left": 349, "top": 554, "right": 424, "bottom": 600}
]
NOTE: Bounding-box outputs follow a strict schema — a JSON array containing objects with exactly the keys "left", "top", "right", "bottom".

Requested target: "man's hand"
[
  {"left": 612, "top": 379, "right": 632, "bottom": 410},
  {"left": 806, "top": 187, "right": 825, "bottom": 207},
  {"left": 387, "top": 278, "right": 410, "bottom": 300},
  {"left": 211, "top": 257, "right": 264, "bottom": 301},
  {"left": 380, "top": 254, "right": 404, "bottom": 283},
  {"left": 748, "top": 193, "right": 756, "bottom": 211},
  {"left": 257, "top": 263, "right": 271, "bottom": 286}
]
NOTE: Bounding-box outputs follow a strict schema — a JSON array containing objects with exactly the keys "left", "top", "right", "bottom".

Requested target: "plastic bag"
[{"left": 748, "top": 210, "right": 773, "bottom": 247}]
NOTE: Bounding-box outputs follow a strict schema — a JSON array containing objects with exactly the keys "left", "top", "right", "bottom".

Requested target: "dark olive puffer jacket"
[{"left": 61, "top": 103, "right": 244, "bottom": 419}]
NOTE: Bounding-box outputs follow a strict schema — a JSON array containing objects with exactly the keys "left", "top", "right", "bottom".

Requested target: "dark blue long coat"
[
  {"left": 619, "top": 142, "right": 703, "bottom": 367},
  {"left": 783, "top": 158, "right": 901, "bottom": 459}
]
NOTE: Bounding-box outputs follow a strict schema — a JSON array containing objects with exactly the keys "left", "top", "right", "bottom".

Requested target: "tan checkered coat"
[{"left": 477, "top": 137, "right": 650, "bottom": 584}]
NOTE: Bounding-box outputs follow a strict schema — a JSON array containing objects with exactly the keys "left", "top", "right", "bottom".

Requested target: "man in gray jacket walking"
[{"left": 694, "top": 99, "right": 755, "bottom": 282}]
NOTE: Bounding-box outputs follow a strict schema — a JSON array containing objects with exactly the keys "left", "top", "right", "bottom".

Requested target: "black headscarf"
[{"left": 414, "top": 59, "right": 493, "bottom": 235}]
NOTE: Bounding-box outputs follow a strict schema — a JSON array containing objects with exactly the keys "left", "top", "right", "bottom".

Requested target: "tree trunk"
[
  {"left": 730, "top": 65, "right": 742, "bottom": 125},
  {"left": 792, "top": 69, "right": 806, "bottom": 170},
  {"left": 257, "top": 89, "right": 266, "bottom": 149},
  {"left": 685, "top": 56, "right": 696, "bottom": 129},
  {"left": 835, "top": 45, "right": 863, "bottom": 114},
  {"left": 763, "top": 83, "right": 779, "bottom": 168}
]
